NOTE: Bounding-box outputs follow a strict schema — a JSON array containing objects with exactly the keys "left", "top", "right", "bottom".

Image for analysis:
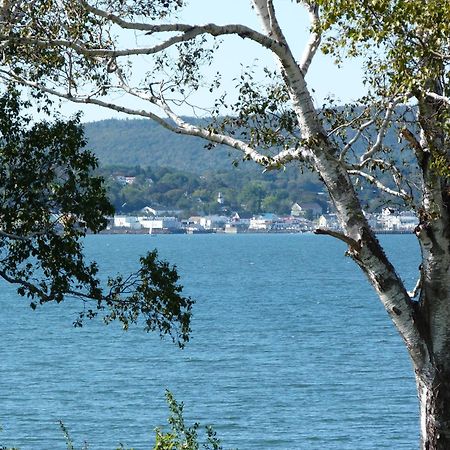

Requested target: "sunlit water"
[{"left": 0, "top": 234, "right": 420, "bottom": 449}]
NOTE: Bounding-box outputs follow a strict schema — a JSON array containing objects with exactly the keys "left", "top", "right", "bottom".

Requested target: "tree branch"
[
  {"left": 2, "top": 20, "right": 283, "bottom": 59},
  {"left": 299, "top": 2, "right": 321, "bottom": 75},
  {"left": 359, "top": 99, "right": 398, "bottom": 165},
  {"left": 314, "top": 228, "right": 361, "bottom": 250},
  {"left": 348, "top": 169, "right": 411, "bottom": 200},
  {"left": 76, "top": 1, "right": 285, "bottom": 58},
  {"left": 252, "top": 0, "right": 286, "bottom": 42},
  {"left": 0, "top": 229, "right": 50, "bottom": 241},
  {"left": 0, "top": 269, "right": 50, "bottom": 301},
  {"left": 424, "top": 91, "right": 450, "bottom": 106},
  {"left": 156, "top": 95, "right": 313, "bottom": 168},
  {"left": 339, "top": 118, "right": 375, "bottom": 161},
  {"left": 0, "top": 68, "right": 181, "bottom": 128},
  {"left": 408, "top": 271, "right": 423, "bottom": 299}
]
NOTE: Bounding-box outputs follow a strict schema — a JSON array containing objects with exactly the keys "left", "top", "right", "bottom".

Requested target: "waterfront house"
[
  {"left": 199, "top": 215, "right": 228, "bottom": 230},
  {"left": 139, "top": 216, "right": 182, "bottom": 233},
  {"left": 113, "top": 215, "right": 142, "bottom": 230},
  {"left": 249, "top": 213, "right": 278, "bottom": 231}
]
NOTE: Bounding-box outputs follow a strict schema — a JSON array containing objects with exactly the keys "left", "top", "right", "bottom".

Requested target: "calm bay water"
[{"left": 0, "top": 233, "right": 420, "bottom": 449}]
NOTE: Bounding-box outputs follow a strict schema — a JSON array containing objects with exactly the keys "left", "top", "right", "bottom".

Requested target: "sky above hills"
[{"left": 54, "top": 1, "right": 366, "bottom": 123}]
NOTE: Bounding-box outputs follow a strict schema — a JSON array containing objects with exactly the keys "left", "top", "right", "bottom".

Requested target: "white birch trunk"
[{"left": 252, "top": 0, "right": 428, "bottom": 371}]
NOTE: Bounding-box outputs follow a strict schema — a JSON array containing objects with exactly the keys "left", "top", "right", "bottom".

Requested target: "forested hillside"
[
  {"left": 84, "top": 118, "right": 329, "bottom": 216},
  {"left": 84, "top": 118, "right": 414, "bottom": 216},
  {"left": 84, "top": 118, "right": 251, "bottom": 173}
]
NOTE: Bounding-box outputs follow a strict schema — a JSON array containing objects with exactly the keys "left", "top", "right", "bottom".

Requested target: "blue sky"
[{"left": 57, "top": 1, "right": 366, "bottom": 122}]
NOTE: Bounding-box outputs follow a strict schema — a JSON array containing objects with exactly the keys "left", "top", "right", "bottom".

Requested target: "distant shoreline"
[{"left": 94, "top": 228, "right": 414, "bottom": 236}]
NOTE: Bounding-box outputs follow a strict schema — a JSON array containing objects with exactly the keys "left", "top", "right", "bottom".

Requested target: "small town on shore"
[{"left": 105, "top": 202, "right": 419, "bottom": 235}]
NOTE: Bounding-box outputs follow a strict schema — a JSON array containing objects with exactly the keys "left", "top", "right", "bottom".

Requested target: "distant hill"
[
  {"left": 83, "top": 118, "right": 257, "bottom": 173},
  {"left": 83, "top": 113, "right": 413, "bottom": 174},
  {"left": 82, "top": 116, "right": 418, "bottom": 214}
]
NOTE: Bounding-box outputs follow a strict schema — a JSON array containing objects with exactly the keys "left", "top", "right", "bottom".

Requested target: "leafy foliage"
[
  {"left": 318, "top": 0, "right": 450, "bottom": 196},
  {"left": 0, "top": 89, "right": 193, "bottom": 347},
  {"left": 96, "top": 0, "right": 186, "bottom": 19},
  {"left": 151, "top": 391, "right": 226, "bottom": 450},
  {"left": 210, "top": 68, "right": 299, "bottom": 154},
  {"left": 37, "top": 392, "right": 227, "bottom": 450},
  {"left": 319, "top": 0, "right": 450, "bottom": 96}
]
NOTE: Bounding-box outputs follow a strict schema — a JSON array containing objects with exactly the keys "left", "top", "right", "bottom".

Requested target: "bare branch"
[
  {"left": 314, "top": 228, "right": 361, "bottom": 251},
  {"left": 359, "top": 99, "right": 398, "bottom": 165},
  {"left": 339, "top": 118, "right": 375, "bottom": 161},
  {"left": 1, "top": 21, "right": 282, "bottom": 59},
  {"left": 299, "top": 2, "right": 321, "bottom": 75},
  {"left": 1, "top": 66, "right": 313, "bottom": 171},
  {"left": 327, "top": 109, "right": 368, "bottom": 137},
  {"left": 348, "top": 169, "right": 411, "bottom": 200},
  {"left": 76, "top": 2, "right": 286, "bottom": 58},
  {"left": 0, "top": 68, "right": 180, "bottom": 129},
  {"left": 425, "top": 91, "right": 450, "bottom": 106},
  {"left": 156, "top": 94, "right": 313, "bottom": 169},
  {"left": 408, "top": 271, "right": 423, "bottom": 299}
]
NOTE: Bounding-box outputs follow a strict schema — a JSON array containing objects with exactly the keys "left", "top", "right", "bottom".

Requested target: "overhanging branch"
[
  {"left": 314, "top": 228, "right": 361, "bottom": 250},
  {"left": 78, "top": 1, "right": 283, "bottom": 58}
]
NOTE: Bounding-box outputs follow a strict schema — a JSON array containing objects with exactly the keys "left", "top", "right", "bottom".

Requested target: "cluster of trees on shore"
[
  {"left": 85, "top": 116, "right": 416, "bottom": 217},
  {"left": 99, "top": 164, "right": 328, "bottom": 216}
]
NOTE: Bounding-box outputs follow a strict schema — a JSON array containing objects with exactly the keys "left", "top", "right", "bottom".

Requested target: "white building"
[
  {"left": 115, "top": 175, "right": 136, "bottom": 186},
  {"left": 317, "top": 214, "right": 341, "bottom": 230},
  {"left": 376, "top": 209, "right": 418, "bottom": 231},
  {"left": 249, "top": 214, "right": 278, "bottom": 230},
  {"left": 113, "top": 215, "right": 142, "bottom": 230},
  {"left": 138, "top": 216, "right": 181, "bottom": 232},
  {"left": 398, "top": 212, "right": 419, "bottom": 230}
]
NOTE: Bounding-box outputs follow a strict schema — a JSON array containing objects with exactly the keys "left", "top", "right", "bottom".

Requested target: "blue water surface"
[{"left": 0, "top": 234, "right": 420, "bottom": 449}]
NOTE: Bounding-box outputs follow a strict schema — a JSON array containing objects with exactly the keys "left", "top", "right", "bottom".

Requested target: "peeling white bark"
[
  {"left": 425, "top": 91, "right": 450, "bottom": 106},
  {"left": 417, "top": 375, "right": 430, "bottom": 448}
]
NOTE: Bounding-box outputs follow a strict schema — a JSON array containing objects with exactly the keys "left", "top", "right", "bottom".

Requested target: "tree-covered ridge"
[
  {"left": 87, "top": 117, "right": 413, "bottom": 216},
  {"left": 84, "top": 118, "right": 246, "bottom": 173},
  {"left": 98, "top": 163, "right": 328, "bottom": 217},
  {"left": 84, "top": 113, "right": 414, "bottom": 176}
]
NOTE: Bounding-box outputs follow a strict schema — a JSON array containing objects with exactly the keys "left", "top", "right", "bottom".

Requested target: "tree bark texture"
[{"left": 417, "top": 369, "right": 450, "bottom": 450}]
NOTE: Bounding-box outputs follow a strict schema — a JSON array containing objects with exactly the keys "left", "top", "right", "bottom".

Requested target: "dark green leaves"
[
  {"left": 103, "top": 251, "right": 193, "bottom": 347},
  {"left": 0, "top": 89, "right": 193, "bottom": 347}
]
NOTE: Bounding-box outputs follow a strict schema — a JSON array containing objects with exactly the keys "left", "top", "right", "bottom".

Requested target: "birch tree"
[{"left": 1, "top": 0, "right": 449, "bottom": 448}]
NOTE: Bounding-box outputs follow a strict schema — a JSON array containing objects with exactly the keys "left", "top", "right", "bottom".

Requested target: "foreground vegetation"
[{"left": 1, "top": 393, "right": 227, "bottom": 450}]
